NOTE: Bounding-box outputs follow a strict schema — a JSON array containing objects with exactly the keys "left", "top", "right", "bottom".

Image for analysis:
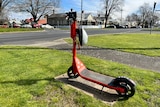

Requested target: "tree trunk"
[{"left": 105, "top": 14, "right": 109, "bottom": 28}]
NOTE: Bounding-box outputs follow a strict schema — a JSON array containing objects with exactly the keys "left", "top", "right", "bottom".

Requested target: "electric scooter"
[{"left": 66, "top": 10, "right": 136, "bottom": 98}]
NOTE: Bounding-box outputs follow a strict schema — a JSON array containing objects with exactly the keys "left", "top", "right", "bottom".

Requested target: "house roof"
[
  {"left": 48, "top": 12, "right": 96, "bottom": 22},
  {"left": 0, "top": 19, "right": 8, "bottom": 24},
  {"left": 77, "top": 13, "right": 95, "bottom": 22},
  {"left": 48, "top": 13, "right": 66, "bottom": 18},
  {"left": 9, "top": 20, "right": 22, "bottom": 24}
]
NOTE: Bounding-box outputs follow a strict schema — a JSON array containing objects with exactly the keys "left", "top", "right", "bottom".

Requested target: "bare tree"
[
  {"left": 126, "top": 15, "right": 131, "bottom": 22},
  {"left": 14, "top": 0, "right": 60, "bottom": 22},
  {"left": 0, "top": 0, "right": 14, "bottom": 19},
  {"left": 138, "top": 3, "right": 152, "bottom": 28},
  {"left": 153, "top": 15, "right": 159, "bottom": 25},
  {"left": 126, "top": 13, "right": 141, "bottom": 26},
  {"left": 102, "top": 0, "right": 124, "bottom": 28}
]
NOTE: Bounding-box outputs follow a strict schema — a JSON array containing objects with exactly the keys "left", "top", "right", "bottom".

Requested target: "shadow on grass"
[
  {"left": 0, "top": 78, "right": 55, "bottom": 86},
  {"left": 0, "top": 76, "right": 129, "bottom": 102},
  {"left": 56, "top": 76, "right": 129, "bottom": 103}
]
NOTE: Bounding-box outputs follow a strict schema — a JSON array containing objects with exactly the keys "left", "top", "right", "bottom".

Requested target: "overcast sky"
[{"left": 10, "top": 0, "right": 160, "bottom": 20}]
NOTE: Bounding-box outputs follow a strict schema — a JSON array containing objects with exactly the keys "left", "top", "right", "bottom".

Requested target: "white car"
[
  {"left": 21, "top": 24, "right": 32, "bottom": 28},
  {"left": 41, "top": 24, "right": 54, "bottom": 29}
]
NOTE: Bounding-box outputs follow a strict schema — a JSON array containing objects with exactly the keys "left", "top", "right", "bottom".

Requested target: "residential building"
[
  {"left": 47, "top": 11, "right": 96, "bottom": 27},
  {"left": 0, "top": 19, "right": 8, "bottom": 28},
  {"left": 47, "top": 13, "right": 68, "bottom": 27},
  {"left": 77, "top": 13, "right": 96, "bottom": 25},
  {"left": 38, "top": 18, "right": 47, "bottom": 25}
]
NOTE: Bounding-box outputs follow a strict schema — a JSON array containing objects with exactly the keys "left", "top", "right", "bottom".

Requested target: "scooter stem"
[{"left": 70, "top": 21, "right": 77, "bottom": 59}]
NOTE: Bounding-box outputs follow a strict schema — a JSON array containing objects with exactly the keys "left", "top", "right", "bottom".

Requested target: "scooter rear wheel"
[{"left": 67, "top": 66, "right": 79, "bottom": 79}]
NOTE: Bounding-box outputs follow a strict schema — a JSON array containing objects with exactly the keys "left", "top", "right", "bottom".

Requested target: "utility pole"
[
  {"left": 150, "top": 2, "right": 156, "bottom": 34},
  {"left": 0, "top": 0, "right": 2, "bottom": 18},
  {"left": 80, "top": 0, "right": 83, "bottom": 26},
  {"left": 120, "top": 8, "right": 123, "bottom": 26}
]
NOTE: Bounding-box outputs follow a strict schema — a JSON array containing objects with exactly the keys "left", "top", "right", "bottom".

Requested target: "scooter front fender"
[{"left": 112, "top": 76, "right": 136, "bottom": 87}]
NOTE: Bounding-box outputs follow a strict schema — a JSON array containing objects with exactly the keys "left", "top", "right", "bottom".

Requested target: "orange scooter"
[{"left": 66, "top": 10, "right": 136, "bottom": 98}]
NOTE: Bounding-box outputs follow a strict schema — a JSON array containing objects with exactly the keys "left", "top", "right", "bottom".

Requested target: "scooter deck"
[{"left": 79, "top": 69, "right": 114, "bottom": 85}]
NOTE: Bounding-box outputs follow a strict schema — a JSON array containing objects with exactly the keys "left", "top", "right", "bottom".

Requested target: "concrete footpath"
[{"left": 46, "top": 39, "right": 160, "bottom": 73}]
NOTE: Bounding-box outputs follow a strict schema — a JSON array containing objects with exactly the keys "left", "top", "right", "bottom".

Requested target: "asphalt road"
[
  {"left": 0, "top": 30, "right": 70, "bottom": 45},
  {"left": 0, "top": 28, "right": 142, "bottom": 45}
]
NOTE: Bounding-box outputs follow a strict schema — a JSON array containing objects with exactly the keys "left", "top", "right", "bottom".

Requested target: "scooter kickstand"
[{"left": 100, "top": 86, "right": 104, "bottom": 94}]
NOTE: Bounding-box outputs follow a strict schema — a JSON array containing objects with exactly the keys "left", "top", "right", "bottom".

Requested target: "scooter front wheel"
[
  {"left": 116, "top": 80, "right": 135, "bottom": 98},
  {"left": 67, "top": 66, "right": 79, "bottom": 79}
]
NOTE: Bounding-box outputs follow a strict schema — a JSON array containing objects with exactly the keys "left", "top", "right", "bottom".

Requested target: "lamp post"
[
  {"left": 153, "top": 2, "right": 156, "bottom": 12},
  {"left": 120, "top": 8, "right": 123, "bottom": 26},
  {"left": 150, "top": 2, "right": 156, "bottom": 34},
  {"left": 80, "top": 0, "right": 83, "bottom": 26}
]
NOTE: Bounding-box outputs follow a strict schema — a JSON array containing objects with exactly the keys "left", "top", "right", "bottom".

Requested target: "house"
[
  {"left": 47, "top": 13, "right": 68, "bottom": 27},
  {"left": 23, "top": 18, "right": 34, "bottom": 24},
  {"left": 23, "top": 17, "right": 47, "bottom": 25},
  {"left": 94, "top": 14, "right": 120, "bottom": 28},
  {"left": 0, "top": 15, "right": 9, "bottom": 27},
  {"left": 38, "top": 17, "right": 47, "bottom": 25},
  {"left": 77, "top": 13, "right": 96, "bottom": 25},
  {"left": 0, "top": 19, "right": 9, "bottom": 28},
  {"left": 47, "top": 11, "right": 96, "bottom": 27},
  {"left": 9, "top": 19, "right": 22, "bottom": 28}
]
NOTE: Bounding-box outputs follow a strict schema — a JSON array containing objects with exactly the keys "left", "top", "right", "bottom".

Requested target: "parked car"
[
  {"left": 116, "top": 25, "right": 124, "bottom": 29},
  {"left": 31, "top": 22, "right": 42, "bottom": 28},
  {"left": 106, "top": 25, "right": 116, "bottom": 28},
  {"left": 13, "top": 22, "right": 21, "bottom": 28},
  {"left": 41, "top": 24, "right": 54, "bottom": 29},
  {"left": 0, "top": 24, "right": 9, "bottom": 28},
  {"left": 33, "top": 23, "right": 42, "bottom": 28},
  {"left": 21, "top": 24, "right": 32, "bottom": 28},
  {"left": 130, "top": 26, "right": 137, "bottom": 28},
  {"left": 9, "top": 20, "right": 22, "bottom": 28}
]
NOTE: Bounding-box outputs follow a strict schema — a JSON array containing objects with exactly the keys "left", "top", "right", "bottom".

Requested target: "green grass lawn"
[
  {"left": 0, "top": 46, "right": 160, "bottom": 107},
  {"left": 87, "top": 33, "right": 160, "bottom": 57},
  {"left": 142, "top": 28, "right": 160, "bottom": 31},
  {"left": 0, "top": 28, "right": 43, "bottom": 32}
]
